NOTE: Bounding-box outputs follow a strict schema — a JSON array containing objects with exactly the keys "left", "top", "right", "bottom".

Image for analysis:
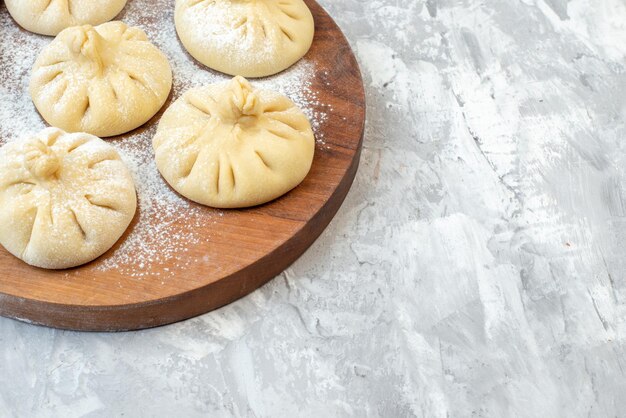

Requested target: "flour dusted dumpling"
[
  {"left": 5, "top": 0, "right": 127, "bottom": 36},
  {"left": 0, "top": 128, "right": 137, "bottom": 269},
  {"left": 175, "top": 0, "right": 315, "bottom": 78},
  {"left": 30, "top": 22, "right": 172, "bottom": 138},
  {"left": 153, "top": 76, "right": 315, "bottom": 208}
]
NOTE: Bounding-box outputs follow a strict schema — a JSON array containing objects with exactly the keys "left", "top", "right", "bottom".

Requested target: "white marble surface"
[{"left": 2, "top": 0, "right": 626, "bottom": 416}]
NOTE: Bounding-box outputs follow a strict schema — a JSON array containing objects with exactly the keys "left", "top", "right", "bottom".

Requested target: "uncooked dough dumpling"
[
  {"left": 5, "top": 0, "right": 128, "bottom": 36},
  {"left": 175, "top": 0, "right": 315, "bottom": 77},
  {"left": 0, "top": 128, "right": 137, "bottom": 269},
  {"left": 30, "top": 22, "right": 173, "bottom": 138},
  {"left": 153, "top": 76, "right": 315, "bottom": 208}
]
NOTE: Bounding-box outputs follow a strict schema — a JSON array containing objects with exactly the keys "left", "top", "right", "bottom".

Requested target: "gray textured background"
[{"left": 2, "top": 0, "right": 626, "bottom": 416}]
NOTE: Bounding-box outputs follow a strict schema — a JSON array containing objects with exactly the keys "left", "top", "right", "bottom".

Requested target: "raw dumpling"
[
  {"left": 175, "top": 0, "right": 315, "bottom": 78},
  {"left": 5, "top": 0, "right": 128, "bottom": 36},
  {"left": 30, "top": 22, "right": 173, "bottom": 138},
  {"left": 0, "top": 128, "right": 137, "bottom": 269},
  {"left": 153, "top": 76, "right": 315, "bottom": 208}
]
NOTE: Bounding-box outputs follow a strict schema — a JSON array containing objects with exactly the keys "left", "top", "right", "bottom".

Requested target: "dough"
[
  {"left": 30, "top": 22, "right": 172, "bottom": 138},
  {"left": 0, "top": 128, "right": 137, "bottom": 269},
  {"left": 5, "top": 0, "right": 128, "bottom": 36},
  {"left": 153, "top": 76, "right": 315, "bottom": 208},
  {"left": 175, "top": 0, "right": 315, "bottom": 78}
]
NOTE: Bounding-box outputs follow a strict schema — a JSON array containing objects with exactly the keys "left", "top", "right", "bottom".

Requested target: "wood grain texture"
[{"left": 0, "top": 0, "right": 365, "bottom": 331}]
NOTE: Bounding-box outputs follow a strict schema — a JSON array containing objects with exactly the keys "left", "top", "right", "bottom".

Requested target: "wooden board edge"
[{"left": 0, "top": 140, "right": 363, "bottom": 331}]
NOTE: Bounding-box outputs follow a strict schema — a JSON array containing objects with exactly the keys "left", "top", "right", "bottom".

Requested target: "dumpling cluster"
[
  {"left": 175, "top": 0, "right": 315, "bottom": 77},
  {"left": 1, "top": 1, "right": 318, "bottom": 270},
  {"left": 30, "top": 22, "right": 173, "bottom": 138},
  {"left": 0, "top": 128, "right": 137, "bottom": 269},
  {"left": 5, "top": 0, "right": 128, "bottom": 36},
  {"left": 153, "top": 76, "right": 315, "bottom": 208}
]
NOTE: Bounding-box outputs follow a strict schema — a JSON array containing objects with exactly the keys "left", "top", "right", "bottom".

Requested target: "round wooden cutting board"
[{"left": 0, "top": 0, "right": 365, "bottom": 331}]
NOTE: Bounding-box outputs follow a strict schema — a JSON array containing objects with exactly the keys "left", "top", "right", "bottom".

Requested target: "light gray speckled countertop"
[{"left": 2, "top": 0, "right": 626, "bottom": 416}]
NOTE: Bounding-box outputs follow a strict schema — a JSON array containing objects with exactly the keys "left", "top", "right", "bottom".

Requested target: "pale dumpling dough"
[
  {"left": 30, "top": 22, "right": 173, "bottom": 138},
  {"left": 5, "top": 0, "right": 127, "bottom": 36},
  {"left": 153, "top": 76, "right": 315, "bottom": 208},
  {"left": 175, "top": 0, "right": 315, "bottom": 78},
  {"left": 0, "top": 128, "right": 137, "bottom": 269}
]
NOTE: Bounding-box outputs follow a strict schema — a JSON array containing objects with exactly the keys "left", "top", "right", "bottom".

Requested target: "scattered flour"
[{"left": 0, "top": 0, "right": 329, "bottom": 278}]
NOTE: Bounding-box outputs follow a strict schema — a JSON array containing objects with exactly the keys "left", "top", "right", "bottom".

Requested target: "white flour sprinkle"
[{"left": 0, "top": 0, "right": 329, "bottom": 278}]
